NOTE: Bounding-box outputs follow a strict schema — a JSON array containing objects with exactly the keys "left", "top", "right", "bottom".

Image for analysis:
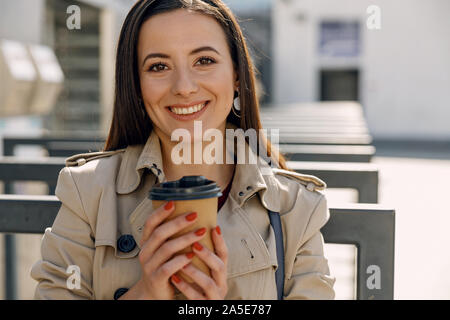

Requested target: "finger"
[
  {"left": 211, "top": 226, "right": 228, "bottom": 265},
  {"left": 148, "top": 252, "right": 195, "bottom": 281},
  {"left": 140, "top": 227, "right": 207, "bottom": 272},
  {"left": 139, "top": 210, "right": 198, "bottom": 261},
  {"left": 191, "top": 240, "right": 227, "bottom": 291},
  {"left": 170, "top": 273, "right": 206, "bottom": 300},
  {"left": 140, "top": 252, "right": 194, "bottom": 295},
  {"left": 210, "top": 226, "right": 228, "bottom": 288},
  {"left": 140, "top": 201, "right": 175, "bottom": 247},
  {"left": 181, "top": 263, "right": 221, "bottom": 300}
]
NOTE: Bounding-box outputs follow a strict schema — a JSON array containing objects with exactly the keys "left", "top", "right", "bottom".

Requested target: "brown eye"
[
  {"left": 149, "top": 63, "right": 167, "bottom": 72},
  {"left": 196, "top": 57, "right": 215, "bottom": 65}
]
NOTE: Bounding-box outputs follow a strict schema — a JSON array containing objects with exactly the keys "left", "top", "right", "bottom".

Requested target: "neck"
[{"left": 155, "top": 123, "right": 235, "bottom": 191}]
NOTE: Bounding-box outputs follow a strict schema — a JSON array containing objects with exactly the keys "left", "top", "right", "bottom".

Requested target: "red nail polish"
[
  {"left": 171, "top": 274, "right": 181, "bottom": 283},
  {"left": 164, "top": 201, "right": 174, "bottom": 211},
  {"left": 193, "top": 242, "right": 203, "bottom": 251},
  {"left": 195, "top": 228, "right": 206, "bottom": 236},
  {"left": 185, "top": 212, "right": 197, "bottom": 221},
  {"left": 215, "top": 226, "right": 221, "bottom": 235},
  {"left": 186, "top": 252, "right": 195, "bottom": 259}
]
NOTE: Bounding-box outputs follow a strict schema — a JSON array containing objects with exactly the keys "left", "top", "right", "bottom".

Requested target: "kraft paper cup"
[{"left": 149, "top": 176, "right": 222, "bottom": 283}]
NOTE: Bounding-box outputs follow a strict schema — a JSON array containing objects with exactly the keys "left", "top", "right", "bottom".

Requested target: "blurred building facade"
[
  {"left": 0, "top": 0, "right": 273, "bottom": 133},
  {"left": 273, "top": 0, "right": 450, "bottom": 141},
  {"left": 0, "top": 0, "right": 135, "bottom": 134},
  {"left": 3, "top": 0, "right": 449, "bottom": 141},
  {"left": 225, "top": 0, "right": 273, "bottom": 104}
]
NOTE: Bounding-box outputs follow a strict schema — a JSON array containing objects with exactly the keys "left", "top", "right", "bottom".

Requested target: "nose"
[{"left": 171, "top": 67, "right": 198, "bottom": 97}]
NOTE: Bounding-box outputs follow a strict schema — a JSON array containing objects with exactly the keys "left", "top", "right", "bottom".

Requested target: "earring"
[
  {"left": 233, "top": 91, "right": 240, "bottom": 111},
  {"left": 232, "top": 91, "right": 241, "bottom": 118}
]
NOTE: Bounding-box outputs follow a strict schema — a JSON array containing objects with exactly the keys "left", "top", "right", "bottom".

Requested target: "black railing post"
[
  {"left": 4, "top": 183, "right": 17, "bottom": 300},
  {"left": 3, "top": 140, "right": 17, "bottom": 300}
]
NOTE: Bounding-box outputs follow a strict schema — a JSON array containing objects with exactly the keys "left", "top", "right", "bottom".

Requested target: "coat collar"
[
  {"left": 116, "top": 123, "right": 280, "bottom": 212},
  {"left": 116, "top": 129, "right": 165, "bottom": 194}
]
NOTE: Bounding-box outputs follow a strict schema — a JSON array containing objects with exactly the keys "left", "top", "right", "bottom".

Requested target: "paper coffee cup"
[{"left": 149, "top": 176, "right": 222, "bottom": 283}]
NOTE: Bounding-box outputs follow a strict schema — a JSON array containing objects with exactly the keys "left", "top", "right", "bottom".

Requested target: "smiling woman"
[
  {"left": 30, "top": 0, "right": 336, "bottom": 301},
  {"left": 105, "top": 0, "right": 284, "bottom": 163},
  {"left": 137, "top": 9, "right": 239, "bottom": 180},
  {"left": 136, "top": 8, "right": 232, "bottom": 135},
  {"left": 105, "top": 0, "right": 291, "bottom": 190}
]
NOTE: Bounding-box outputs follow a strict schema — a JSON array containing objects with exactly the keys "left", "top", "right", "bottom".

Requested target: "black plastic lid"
[{"left": 149, "top": 176, "right": 222, "bottom": 201}]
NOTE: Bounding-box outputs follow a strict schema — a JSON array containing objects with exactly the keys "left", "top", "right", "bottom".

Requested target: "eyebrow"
[{"left": 141, "top": 46, "right": 221, "bottom": 67}]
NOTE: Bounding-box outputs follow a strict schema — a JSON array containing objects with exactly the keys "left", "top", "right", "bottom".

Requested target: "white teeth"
[{"left": 170, "top": 102, "right": 206, "bottom": 115}]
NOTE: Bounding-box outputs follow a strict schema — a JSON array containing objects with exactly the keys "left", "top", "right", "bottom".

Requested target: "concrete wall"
[
  {"left": 0, "top": 0, "right": 46, "bottom": 44},
  {"left": 0, "top": 0, "right": 136, "bottom": 133},
  {"left": 224, "top": 0, "right": 272, "bottom": 13},
  {"left": 273, "top": 0, "right": 450, "bottom": 140}
]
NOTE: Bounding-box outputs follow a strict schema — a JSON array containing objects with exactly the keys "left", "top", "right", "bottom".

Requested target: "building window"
[
  {"left": 319, "top": 21, "right": 360, "bottom": 58},
  {"left": 320, "top": 69, "right": 359, "bottom": 101}
]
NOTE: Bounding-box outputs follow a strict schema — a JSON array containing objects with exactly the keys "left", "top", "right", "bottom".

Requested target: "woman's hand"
[
  {"left": 122, "top": 200, "right": 206, "bottom": 300},
  {"left": 170, "top": 225, "right": 229, "bottom": 300}
]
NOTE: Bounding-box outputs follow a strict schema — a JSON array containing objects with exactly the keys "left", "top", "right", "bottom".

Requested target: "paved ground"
[
  {"left": 1, "top": 146, "right": 450, "bottom": 299},
  {"left": 373, "top": 155, "right": 450, "bottom": 299},
  {"left": 325, "top": 150, "right": 450, "bottom": 300}
]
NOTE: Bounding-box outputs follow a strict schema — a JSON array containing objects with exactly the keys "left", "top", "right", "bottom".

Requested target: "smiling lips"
[{"left": 168, "top": 101, "right": 208, "bottom": 115}]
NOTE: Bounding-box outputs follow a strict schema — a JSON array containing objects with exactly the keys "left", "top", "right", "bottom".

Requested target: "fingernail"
[
  {"left": 164, "top": 201, "right": 174, "bottom": 211},
  {"left": 186, "top": 252, "right": 195, "bottom": 259},
  {"left": 193, "top": 242, "right": 203, "bottom": 251},
  {"left": 185, "top": 212, "right": 197, "bottom": 222},
  {"left": 215, "top": 225, "right": 221, "bottom": 235},
  {"left": 171, "top": 274, "right": 181, "bottom": 283},
  {"left": 195, "top": 228, "right": 206, "bottom": 236},
  {"left": 183, "top": 263, "right": 190, "bottom": 269}
]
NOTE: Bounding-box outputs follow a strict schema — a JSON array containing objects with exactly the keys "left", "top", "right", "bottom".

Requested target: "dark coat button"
[
  {"left": 239, "top": 191, "right": 244, "bottom": 196},
  {"left": 246, "top": 186, "right": 252, "bottom": 191},
  {"left": 114, "top": 288, "right": 128, "bottom": 300},
  {"left": 117, "top": 234, "right": 136, "bottom": 253}
]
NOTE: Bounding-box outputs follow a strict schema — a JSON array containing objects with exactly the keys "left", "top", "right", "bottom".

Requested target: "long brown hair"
[{"left": 104, "top": 0, "right": 289, "bottom": 170}]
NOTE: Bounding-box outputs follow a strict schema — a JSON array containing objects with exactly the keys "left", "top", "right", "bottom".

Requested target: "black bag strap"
[{"left": 268, "top": 210, "right": 285, "bottom": 300}]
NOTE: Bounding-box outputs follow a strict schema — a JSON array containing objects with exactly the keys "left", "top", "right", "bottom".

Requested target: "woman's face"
[{"left": 137, "top": 9, "right": 238, "bottom": 143}]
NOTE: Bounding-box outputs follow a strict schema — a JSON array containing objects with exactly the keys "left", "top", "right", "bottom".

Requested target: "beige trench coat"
[{"left": 30, "top": 123, "right": 335, "bottom": 300}]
